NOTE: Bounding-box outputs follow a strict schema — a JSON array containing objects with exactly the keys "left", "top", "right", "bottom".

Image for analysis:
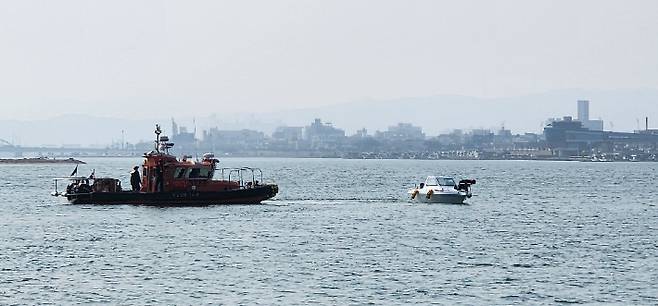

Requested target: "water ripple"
[{"left": 0, "top": 158, "right": 657, "bottom": 304}]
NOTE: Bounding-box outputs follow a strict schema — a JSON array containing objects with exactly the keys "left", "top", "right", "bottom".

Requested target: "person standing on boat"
[
  {"left": 130, "top": 166, "right": 141, "bottom": 191},
  {"left": 155, "top": 165, "right": 164, "bottom": 192}
]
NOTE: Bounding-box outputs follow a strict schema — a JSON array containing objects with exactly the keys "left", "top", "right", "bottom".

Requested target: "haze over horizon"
[
  {"left": 1, "top": 87, "right": 658, "bottom": 146},
  {"left": 1, "top": 0, "right": 658, "bottom": 144}
]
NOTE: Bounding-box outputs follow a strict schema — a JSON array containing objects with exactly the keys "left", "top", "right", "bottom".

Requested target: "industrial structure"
[{"left": 544, "top": 101, "right": 658, "bottom": 158}]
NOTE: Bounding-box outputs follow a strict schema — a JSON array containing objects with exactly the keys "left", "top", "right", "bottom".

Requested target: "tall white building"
[
  {"left": 576, "top": 100, "right": 603, "bottom": 131},
  {"left": 577, "top": 100, "right": 590, "bottom": 122}
]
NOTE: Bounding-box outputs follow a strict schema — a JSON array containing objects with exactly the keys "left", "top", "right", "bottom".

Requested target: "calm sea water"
[{"left": 1, "top": 157, "right": 657, "bottom": 304}]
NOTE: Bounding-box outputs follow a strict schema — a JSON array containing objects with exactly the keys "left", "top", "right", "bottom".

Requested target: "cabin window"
[
  {"left": 199, "top": 168, "right": 212, "bottom": 178},
  {"left": 174, "top": 167, "right": 187, "bottom": 179},
  {"left": 438, "top": 178, "right": 456, "bottom": 187},
  {"left": 425, "top": 177, "right": 439, "bottom": 186},
  {"left": 189, "top": 168, "right": 211, "bottom": 179},
  {"left": 189, "top": 168, "right": 200, "bottom": 178}
]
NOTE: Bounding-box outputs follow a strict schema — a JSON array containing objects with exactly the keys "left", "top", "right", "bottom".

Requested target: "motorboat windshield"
[
  {"left": 438, "top": 177, "right": 456, "bottom": 187},
  {"left": 424, "top": 176, "right": 456, "bottom": 187}
]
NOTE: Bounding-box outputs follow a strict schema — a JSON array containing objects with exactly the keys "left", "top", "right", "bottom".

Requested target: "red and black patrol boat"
[{"left": 52, "top": 125, "right": 278, "bottom": 205}]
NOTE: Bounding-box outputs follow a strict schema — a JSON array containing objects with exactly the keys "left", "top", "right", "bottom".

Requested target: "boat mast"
[
  {"left": 154, "top": 124, "right": 162, "bottom": 153},
  {"left": 153, "top": 124, "right": 174, "bottom": 155}
]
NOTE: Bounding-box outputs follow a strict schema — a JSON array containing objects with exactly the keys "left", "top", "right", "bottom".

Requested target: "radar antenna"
[
  {"left": 154, "top": 124, "right": 162, "bottom": 152},
  {"left": 153, "top": 124, "right": 174, "bottom": 154}
]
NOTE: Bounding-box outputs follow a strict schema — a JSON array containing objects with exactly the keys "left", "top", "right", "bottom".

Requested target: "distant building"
[
  {"left": 345, "top": 128, "right": 380, "bottom": 152},
  {"left": 203, "top": 128, "right": 266, "bottom": 152},
  {"left": 171, "top": 118, "right": 196, "bottom": 154},
  {"left": 304, "top": 119, "right": 345, "bottom": 150},
  {"left": 544, "top": 116, "right": 658, "bottom": 156},
  {"left": 512, "top": 133, "right": 541, "bottom": 149},
  {"left": 432, "top": 129, "right": 465, "bottom": 148},
  {"left": 271, "top": 126, "right": 304, "bottom": 150},
  {"left": 375, "top": 123, "right": 425, "bottom": 140},
  {"left": 469, "top": 129, "right": 494, "bottom": 148},
  {"left": 577, "top": 100, "right": 589, "bottom": 122},
  {"left": 304, "top": 119, "right": 345, "bottom": 140},
  {"left": 272, "top": 126, "right": 303, "bottom": 142},
  {"left": 354, "top": 128, "right": 368, "bottom": 138},
  {"left": 576, "top": 100, "right": 604, "bottom": 131},
  {"left": 584, "top": 120, "right": 604, "bottom": 131},
  {"left": 494, "top": 127, "right": 513, "bottom": 148}
]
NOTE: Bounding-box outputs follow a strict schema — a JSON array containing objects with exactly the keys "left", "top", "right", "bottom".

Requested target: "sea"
[{"left": 1, "top": 157, "right": 657, "bottom": 305}]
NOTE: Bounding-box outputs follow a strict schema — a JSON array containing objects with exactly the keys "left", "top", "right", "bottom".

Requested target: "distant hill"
[
  {"left": 0, "top": 115, "right": 161, "bottom": 147},
  {"left": 267, "top": 88, "right": 658, "bottom": 135},
  {"left": 1, "top": 88, "right": 656, "bottom": 146}
]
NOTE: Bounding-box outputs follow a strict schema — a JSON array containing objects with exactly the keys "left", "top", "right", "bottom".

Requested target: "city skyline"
[{"left": 2, "top": 87, "right": 658, "bottom": 147}]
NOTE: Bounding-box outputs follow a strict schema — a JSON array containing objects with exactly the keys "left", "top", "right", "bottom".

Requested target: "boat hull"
[
  {"left": 65, "top": 184, "right": 278, "bottom": 205},
  {"left": 408, "top": 189, "right": 470, "bottom": 204},
  {"left": 415, "top": 192, "right": 468, "bottom": 204}
]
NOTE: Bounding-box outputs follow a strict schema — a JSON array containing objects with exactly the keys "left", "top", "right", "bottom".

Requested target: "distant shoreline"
[
  {"left": 0, "top": 157, "right": 85, "bottom": 164},
  {"left": 16, "top": 154, "right": 652, "bottom": 163}
]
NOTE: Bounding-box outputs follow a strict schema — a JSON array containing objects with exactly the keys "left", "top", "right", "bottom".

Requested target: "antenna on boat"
[
  {"left": 154, "top": 124, "right": 174, "bottom": 154},
  {"left": 193, "top": 117, "right": 199, "bottom": 162},
  {"left": 160, "top": 135, "right": 173, "bottom": 154},
  {"left": 154, "top": 124, "right": 162, "bottom": 153}
]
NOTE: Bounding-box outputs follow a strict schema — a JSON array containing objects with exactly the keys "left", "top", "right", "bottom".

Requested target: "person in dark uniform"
[
  {"left": 130, "top": 166, "right": 141, "bottom": 192},
  {"left": 155, "top": 165, "right": 164, "bottom": 192}
]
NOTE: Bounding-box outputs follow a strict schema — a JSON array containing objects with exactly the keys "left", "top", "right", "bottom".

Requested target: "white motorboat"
[{"left": 407, "top": 176, "right": 475, "bottom": 204}]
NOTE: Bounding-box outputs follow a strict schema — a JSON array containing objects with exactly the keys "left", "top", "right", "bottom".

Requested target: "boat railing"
[{"left": 217, "top": 167, "right": 264, "bottom": 189}]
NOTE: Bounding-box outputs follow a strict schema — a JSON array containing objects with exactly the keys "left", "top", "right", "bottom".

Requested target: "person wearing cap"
[{"left": 130, "top": 166, "right": 141, "bottom": 191}]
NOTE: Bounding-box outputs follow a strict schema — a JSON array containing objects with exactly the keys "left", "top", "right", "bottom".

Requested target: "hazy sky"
[{"left": 1, "top": 0, "right": 657, "bottom": 120}]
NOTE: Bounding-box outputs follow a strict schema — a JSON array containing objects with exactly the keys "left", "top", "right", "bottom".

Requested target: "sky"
[{"left": 1, "top": 0, "right": 657, "bottom": 121}]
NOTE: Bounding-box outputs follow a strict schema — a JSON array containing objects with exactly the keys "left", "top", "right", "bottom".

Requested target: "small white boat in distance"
[{"left": 408, "top": 176, "right": 476, "bottom": 204}]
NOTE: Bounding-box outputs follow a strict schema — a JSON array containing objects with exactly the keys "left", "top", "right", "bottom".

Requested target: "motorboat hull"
[
  {"left": 65, "top": 184, "right": 278, "bottom": 205},
  {"left": 408, "top": 176, "right": 475, "bottom": 204},
  {"left": 412, "top": 192, "right": 468, "bottom": 204}
]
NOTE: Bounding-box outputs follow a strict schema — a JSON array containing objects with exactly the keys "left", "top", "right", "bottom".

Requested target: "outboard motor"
[{"left": 457, "top": 179, "right": 476, "bottom": 193}]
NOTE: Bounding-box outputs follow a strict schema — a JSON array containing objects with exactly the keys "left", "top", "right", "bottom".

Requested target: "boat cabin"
[
  {"left": 139, "top": 151, "right": 240, "bottom": 193},
  {"left": 422, "top": 176, "right": 457, "bottom": 188},
  {"left": 138, "top": 125, "right": 247, "bottom": 193}
]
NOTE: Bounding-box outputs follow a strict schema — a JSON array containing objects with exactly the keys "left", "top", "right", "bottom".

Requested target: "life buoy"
[
  {"left": 426, "top": 189, "right": 433, "bottom": 199},
  {"left": 411, "top": 189, "right": 419, "bottom": 199}
]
